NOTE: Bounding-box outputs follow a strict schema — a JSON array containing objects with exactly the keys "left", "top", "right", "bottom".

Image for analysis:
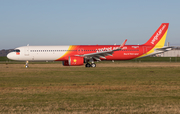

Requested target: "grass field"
[{"left": 1, "top": 63, "right": 180, "bottom": 113}]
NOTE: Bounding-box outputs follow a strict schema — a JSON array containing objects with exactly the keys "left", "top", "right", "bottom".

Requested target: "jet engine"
[{"left": 62, "top": 56, "right": 84, "bottom": 66}]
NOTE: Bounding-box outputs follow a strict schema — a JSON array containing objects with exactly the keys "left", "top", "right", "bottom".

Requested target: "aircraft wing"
[{"left": 75, "top": 39, "right": 127, "bottom": 61}]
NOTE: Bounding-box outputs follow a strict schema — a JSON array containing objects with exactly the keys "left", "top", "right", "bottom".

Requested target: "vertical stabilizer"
[{"left": 143, "top": 23, "right": 169, "bottom": 48}]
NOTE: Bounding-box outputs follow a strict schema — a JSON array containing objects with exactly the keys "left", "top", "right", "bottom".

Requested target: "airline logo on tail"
[{"left": 151, "top": 24, "right": 166, "bottom": 45}]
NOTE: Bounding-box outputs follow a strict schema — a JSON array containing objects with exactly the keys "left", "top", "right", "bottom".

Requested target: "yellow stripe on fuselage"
[{"left": 55, "top": 45, "right": 73, "bottom": 60}]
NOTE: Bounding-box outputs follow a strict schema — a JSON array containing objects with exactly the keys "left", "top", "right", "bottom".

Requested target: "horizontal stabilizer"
[{"left": 155, "top": 46, "right": 173, "bottom": 52}]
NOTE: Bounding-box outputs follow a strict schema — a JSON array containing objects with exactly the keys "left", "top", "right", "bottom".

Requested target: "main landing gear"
[{"left": 85, "top": 63, "right": 96, "bottom": 68}]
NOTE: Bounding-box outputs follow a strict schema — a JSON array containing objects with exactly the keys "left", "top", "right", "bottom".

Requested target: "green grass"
[
  {"left": 0, "top": 65, "right": 180, "bottom": 113},
  {"left": 0, "top": 56, "right": 9, "bottom": 61}
]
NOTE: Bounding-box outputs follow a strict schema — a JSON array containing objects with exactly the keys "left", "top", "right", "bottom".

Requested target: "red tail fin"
[{"left": 143, "top": 23, "right": 169, "bottom": 46}]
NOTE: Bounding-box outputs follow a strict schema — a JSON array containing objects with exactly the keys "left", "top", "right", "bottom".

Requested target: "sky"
[{"left": 0, "top": 0, "right": 180, "bottom": 49}]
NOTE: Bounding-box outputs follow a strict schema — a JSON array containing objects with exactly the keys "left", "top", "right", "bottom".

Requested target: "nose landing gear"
[{"left": 25, "top": 61, "right": 29, "bottom": 68}]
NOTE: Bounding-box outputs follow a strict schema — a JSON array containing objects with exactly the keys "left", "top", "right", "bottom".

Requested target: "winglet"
[{"left": 119, "top": 39, "right": 127, "bottom": 49}]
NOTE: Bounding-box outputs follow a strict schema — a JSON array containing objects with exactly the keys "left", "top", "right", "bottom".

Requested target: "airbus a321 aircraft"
[{"left": 7, "top": 23, "right": 172, "bottom": 68}]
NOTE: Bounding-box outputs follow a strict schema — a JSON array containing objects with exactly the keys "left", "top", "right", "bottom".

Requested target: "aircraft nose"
[{"left": 7, "top": 52, "right": 14, "bottom": 60}]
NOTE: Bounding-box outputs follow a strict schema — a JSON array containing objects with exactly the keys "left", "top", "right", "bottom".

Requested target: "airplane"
[{"left": 7, "top": 23, "right": 172, "bottom": 68}]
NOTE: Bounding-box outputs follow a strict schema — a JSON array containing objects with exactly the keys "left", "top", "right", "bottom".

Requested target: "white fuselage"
[{"left": 7, "top": 46, "right": 70, "bottom": 61}]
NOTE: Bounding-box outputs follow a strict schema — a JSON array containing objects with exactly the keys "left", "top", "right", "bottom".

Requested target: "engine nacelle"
[
  {"left": 62, "top": 60, "right": 70, "bottom": 66},
  {"left": 62, "top": 56, "right": 84, "bottom": 66}
]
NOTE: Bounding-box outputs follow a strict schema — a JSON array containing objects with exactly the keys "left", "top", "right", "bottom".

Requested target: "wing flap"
[{"left": 93, "top": 56, "right": 101, "bottom": 61}]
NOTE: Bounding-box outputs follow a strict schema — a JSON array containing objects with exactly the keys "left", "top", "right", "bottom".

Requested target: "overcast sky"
[{"left": 0, "top": 0, "right": 180, "bottom": 49}]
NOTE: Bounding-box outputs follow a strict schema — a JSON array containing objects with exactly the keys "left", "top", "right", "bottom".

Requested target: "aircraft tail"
[{"left": 143, "top": 23, "right": 169, "bottom": 48}]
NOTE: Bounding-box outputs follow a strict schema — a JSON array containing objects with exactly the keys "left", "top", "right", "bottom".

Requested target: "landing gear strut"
[
  {"left": 85, "top": 59, "right": 96, "bottom": 68},
  {"left": 25, "top": 61, "right": 29, "bottom": 68}
]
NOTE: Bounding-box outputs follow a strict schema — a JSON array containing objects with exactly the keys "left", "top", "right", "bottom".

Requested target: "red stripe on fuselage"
[{"left": 56, "top": 45, "right": 153, "bottom": 61}]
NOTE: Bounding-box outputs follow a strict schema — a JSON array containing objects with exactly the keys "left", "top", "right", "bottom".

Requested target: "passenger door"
[{"left": 24, "top": 46, "right": 29, "bottom": 56}]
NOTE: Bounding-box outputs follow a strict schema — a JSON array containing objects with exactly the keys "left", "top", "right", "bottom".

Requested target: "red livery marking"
[
  {"left": 151, "top": 25, "right": 166, "bottom": 44},
  {"left": 16, "top": 52, "right": 20, "bottom": 55}
]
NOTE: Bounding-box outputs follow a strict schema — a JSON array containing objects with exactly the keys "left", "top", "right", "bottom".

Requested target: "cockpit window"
[{"left": 13, "top": 49, "right": 20, "bottom": 52}]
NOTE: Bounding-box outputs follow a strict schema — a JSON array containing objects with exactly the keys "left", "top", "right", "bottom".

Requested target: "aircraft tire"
[
  {"left": 91, "top": 63, "right": 96, "bottom": 68},
  {"left": 85, "top": 63, "right": 91, "bottom": 67}
]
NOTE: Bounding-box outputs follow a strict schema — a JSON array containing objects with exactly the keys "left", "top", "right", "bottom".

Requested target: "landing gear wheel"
[
  {"left": 85, "top": 63, "right": 91, "bottom": 67},
  {"left": 91, "top": 63, "right": 96, "bottom": 68}
]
